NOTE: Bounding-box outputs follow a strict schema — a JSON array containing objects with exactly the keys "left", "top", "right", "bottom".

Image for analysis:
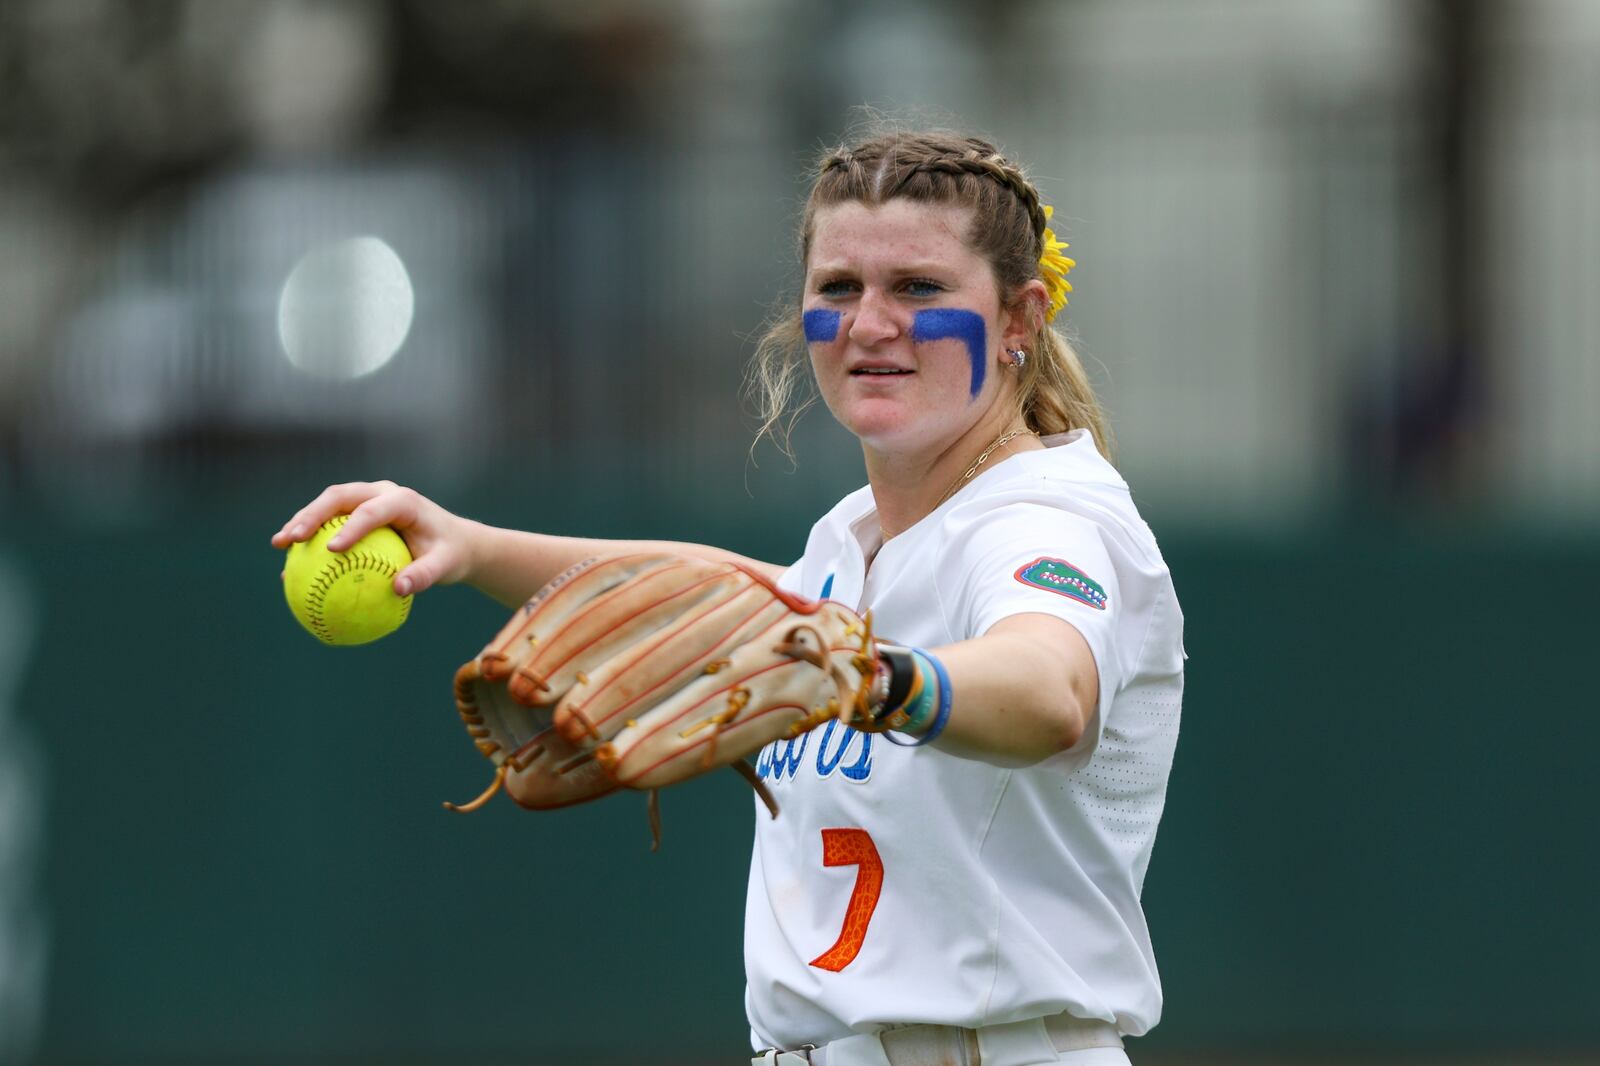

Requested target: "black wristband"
[{"left": 876, "top": 644, "right": 917, "bottom": 717}]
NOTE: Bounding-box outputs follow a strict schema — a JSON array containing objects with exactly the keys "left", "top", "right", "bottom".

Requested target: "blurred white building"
[{"left": 1, "top": 0, "right": 1595, "bottom": 527}]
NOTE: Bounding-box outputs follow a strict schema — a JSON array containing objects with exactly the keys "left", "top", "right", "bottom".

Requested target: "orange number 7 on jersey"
[{"left": 809, "top": 828, "right": 883, "bottom": 972}]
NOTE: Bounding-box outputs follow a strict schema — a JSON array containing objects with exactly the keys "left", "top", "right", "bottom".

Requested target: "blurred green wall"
[{"left": 4, "top": 474, "right": 1596, "bottom": 1064}]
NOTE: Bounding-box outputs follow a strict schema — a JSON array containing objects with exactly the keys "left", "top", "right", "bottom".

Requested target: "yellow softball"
[{"left": 283, "top": 515, "right": 414, "bottom": 646}]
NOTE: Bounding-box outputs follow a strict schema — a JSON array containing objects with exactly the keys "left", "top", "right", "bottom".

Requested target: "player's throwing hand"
[{"left": 271, "top": 481, "right": 473, "bottom": 598}]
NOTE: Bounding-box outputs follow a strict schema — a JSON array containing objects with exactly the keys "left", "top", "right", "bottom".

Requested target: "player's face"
[{"left": 803, "top": 200, "right": 1019, "bottom": 453}]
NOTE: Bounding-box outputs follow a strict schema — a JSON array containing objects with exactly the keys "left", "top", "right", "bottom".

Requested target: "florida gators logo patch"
[{"left": 1015, "top": 557, "right": 1108, "bottom": 609}]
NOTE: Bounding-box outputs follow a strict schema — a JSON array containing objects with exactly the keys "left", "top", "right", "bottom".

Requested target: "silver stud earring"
[{"left": 1007, "top": 348, "right": 1028, "bottom": 368}]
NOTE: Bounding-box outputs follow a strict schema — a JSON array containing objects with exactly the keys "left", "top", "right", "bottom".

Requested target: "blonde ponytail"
[{"left": 1019, "top": 326, "right": 1114, "bottom": 462}]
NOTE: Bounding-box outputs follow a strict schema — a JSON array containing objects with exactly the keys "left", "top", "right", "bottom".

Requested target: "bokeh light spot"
[{"left": 277, "top": 236, "right": 414, "bottom": 379}]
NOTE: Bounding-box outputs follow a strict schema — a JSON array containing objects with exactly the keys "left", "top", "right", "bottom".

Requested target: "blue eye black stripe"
[
  {"left": 912, "top": 309, "right": 987, "bottom": 397},
  {"left": 803, "top": 309, "right": 841, "bottom": 343}
]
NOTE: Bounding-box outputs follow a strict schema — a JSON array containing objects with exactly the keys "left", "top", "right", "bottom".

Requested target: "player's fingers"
[
  {"left": 393, "top": 560, "right": 431, "bottom": 596},
  {"left": 271, "top": 481, "right": 393, "bottom": 546},
  {"left": 275, "top": 485, "right": 362, "bottom": 542},
  {"left": 397, "top": 534, "right": 469, "bottom": 594},
  {"left": 325, "top": 489, "right": 414, "bottom": 552}
]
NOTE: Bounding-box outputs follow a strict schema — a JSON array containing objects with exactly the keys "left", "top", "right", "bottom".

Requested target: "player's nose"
[{"left": 847, "top": 290, "right": 903, "bottom": 346}]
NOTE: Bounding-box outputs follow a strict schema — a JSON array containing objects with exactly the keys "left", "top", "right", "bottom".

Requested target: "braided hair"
[{"left": 749, "top": 130, "right": 1112, "bottom": 462}]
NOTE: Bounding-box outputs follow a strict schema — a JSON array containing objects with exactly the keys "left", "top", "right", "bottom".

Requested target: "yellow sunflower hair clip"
[{"left": 1038, "top": 204, "right": 1076, "bottom": 322}]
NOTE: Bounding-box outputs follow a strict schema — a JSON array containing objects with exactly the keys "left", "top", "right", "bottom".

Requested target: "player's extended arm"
[
  {"left": 464, "top": 524, "right": 786, "bottom": 608},
  {"left": 271, "top": 481, "right": 785, "bottom": 608},
  {"left": 923, "top": 612, "right": 1098, "bottom": 767}
]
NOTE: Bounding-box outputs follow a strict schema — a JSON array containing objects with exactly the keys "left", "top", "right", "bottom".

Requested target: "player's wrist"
[
  {"left": 456, "top": 517, "right": 496, "bottom": 589},
  {"left": 463, "top": 523, "right": 558, "bottom": 607},
  {"left": 870, "top": 645, "right": 950, "bottom": 742}
]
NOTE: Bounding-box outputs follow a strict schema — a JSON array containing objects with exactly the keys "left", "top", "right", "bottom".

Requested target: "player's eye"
[
  {"left": 902, "top": 279, "right": 945, "bottom": 297},
  {"left": 815, "top": 278, "right": 858, "bottom": 298}
]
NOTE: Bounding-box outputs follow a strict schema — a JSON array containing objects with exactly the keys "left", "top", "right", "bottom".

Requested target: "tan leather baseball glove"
[{"left": 448, "top": 553, "right": 886, "bottom": 844}]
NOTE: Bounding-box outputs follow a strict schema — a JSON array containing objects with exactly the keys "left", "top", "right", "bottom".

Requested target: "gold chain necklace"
[
  {"left": 935, "top": 427, "right": 1036, "bottom": 508},
  {"left": 880, "top": 426, "right": 1037, "bottom": 543}
]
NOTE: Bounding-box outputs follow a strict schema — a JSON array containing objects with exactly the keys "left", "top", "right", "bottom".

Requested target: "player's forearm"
[
  {"left": 462, "top": 522, "right": 784, "bottom": 608},
  {"left": 924, "top": 626, "right": 1094, "bottom": 767}
]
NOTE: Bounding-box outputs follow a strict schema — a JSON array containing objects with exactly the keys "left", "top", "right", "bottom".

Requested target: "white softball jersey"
[{"left": 744, "top": 428, "right": 1185, "bottom": 1053}]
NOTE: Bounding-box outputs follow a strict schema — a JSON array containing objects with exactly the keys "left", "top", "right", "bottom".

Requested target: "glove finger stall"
[
  {"left": 597, "top": 606, "right": 875, "bottom": 789},
  {"left": 476, "top": 554, "right": 681, "bottom": 686},
  {"left": 454, "top": 662, "right": 619, "bottom": 808},
  {"left": 505, "top": 556, "right": 737, "bottom": 707},
  {"left": 553, "top": 580, "right": 794, "bottom": 747},
  {"left": 473, "top": 555, "right": 655, "bottom": 690},
  {"left": 502, "top": 726, "right": 620, "bottom": 809}
]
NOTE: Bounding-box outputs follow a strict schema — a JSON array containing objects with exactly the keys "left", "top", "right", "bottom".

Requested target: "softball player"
[
  {"left": 747, "top": 427, "right": 1182, "bottom": 1066},
  {"left": 272, "top": 127, "right": 1183, "bottom": 1066},
  {"left": 742, "top": 129, "right": 1184, "bottom": 1065}
]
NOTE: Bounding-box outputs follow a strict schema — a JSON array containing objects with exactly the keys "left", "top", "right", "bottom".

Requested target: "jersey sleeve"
[{"left": 941, "top": 501, "right": 1126, "bottom": 770}]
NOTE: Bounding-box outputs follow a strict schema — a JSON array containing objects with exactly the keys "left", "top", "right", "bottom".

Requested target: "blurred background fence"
[{"left": 1, "top": 1, "right": 1597, "bottom": 1063}]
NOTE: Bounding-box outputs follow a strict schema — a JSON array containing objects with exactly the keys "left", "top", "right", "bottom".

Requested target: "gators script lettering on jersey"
[{"left": 756, "top": 720, "right": 874, "bottom": 784}]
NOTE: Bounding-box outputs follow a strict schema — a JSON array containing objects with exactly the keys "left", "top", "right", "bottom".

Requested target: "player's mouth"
[{"left": 849, "top": 365, "right": 913, "bottom": 377}]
